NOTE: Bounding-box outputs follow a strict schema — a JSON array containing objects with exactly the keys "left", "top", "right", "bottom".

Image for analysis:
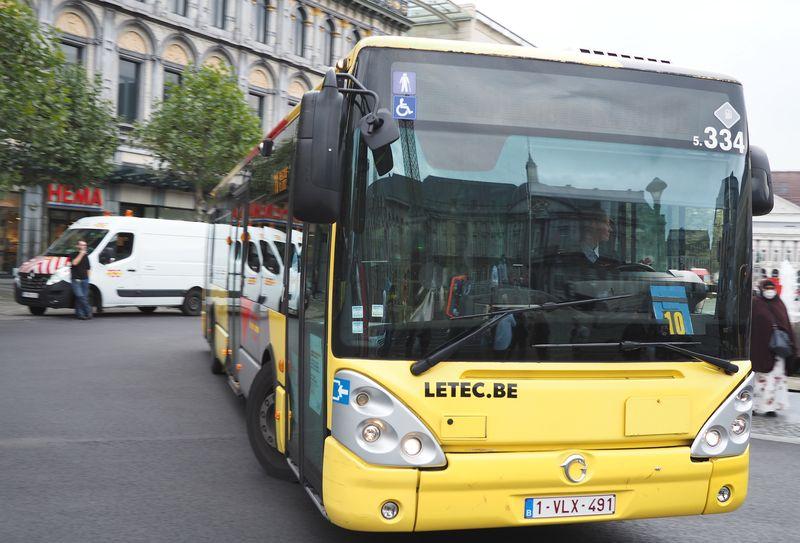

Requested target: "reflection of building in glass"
[{"left": 666, "top": 229, "right": 711, "bottom": 270}]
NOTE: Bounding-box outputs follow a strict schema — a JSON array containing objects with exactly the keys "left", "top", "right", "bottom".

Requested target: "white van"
[{"left": 15, "top": 216, "right": 206, "bottom": 316}]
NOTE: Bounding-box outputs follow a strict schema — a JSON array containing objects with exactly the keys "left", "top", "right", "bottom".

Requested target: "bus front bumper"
[{"left": 322, "top": 437, "right": 748, "bottom": 532}]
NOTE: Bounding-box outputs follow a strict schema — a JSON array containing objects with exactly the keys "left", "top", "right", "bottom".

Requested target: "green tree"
[
  {"left": 137, "top": 65, "right": 263, "bottom": 214},
  {"left": 0, "top": 0, "right": 118, "bottom": 189}
]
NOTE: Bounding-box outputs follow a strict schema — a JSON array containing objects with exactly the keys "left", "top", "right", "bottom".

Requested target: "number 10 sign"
[{"left": 650, "top": 285, "right": 694, "bottom": 336}]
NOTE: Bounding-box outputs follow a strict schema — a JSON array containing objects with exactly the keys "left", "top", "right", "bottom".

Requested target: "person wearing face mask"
[{"left": 750, "top": 279, "right": 796, "bottom": 416}]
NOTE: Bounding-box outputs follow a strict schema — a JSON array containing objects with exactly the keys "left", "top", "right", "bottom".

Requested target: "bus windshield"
[
  {"left": 333, "top": 49, "right": 751, "bottom": 363},
  {"left": 45, "top": 228, "right": 109, "bottom": 257}
]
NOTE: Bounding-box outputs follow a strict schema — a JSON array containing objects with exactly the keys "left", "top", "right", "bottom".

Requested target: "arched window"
[
  {"left": 294, "top": 7, "right": 307, "bottom": 56},
  {"left": 323, "top": 18, "right": 335, "bottom": 66},
  {"left": 255, "top": 0, "right": 269, "bottom": 43}
]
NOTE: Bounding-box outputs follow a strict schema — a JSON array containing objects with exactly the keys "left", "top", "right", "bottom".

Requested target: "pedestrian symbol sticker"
[
  {"left": 392, "top": 71, "right": 416, "bottom": 95},
  {"left": 393, "top": 95, "right": 416, "bottom": 120},
  {"left": 332, "top": 377, "right": 350, "bottom": 404}
]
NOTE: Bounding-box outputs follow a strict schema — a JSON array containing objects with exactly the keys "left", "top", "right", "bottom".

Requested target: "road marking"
[
  {"left": 751, "top": 433, "right": 800, "bottom": 445},
  {"left": 0, "top": 434, "right": 244, "bottom": 448}
]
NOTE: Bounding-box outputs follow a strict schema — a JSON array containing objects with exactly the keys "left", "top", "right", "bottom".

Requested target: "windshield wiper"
[
  {"left": 409, "top": 294, "right": 634, "bottom": 376},
  {"left": 532, "top": 340, "right": 739, "bottom": 375},
  {"left": 620, "top": 341, "right": 739, "bottom": 375}
]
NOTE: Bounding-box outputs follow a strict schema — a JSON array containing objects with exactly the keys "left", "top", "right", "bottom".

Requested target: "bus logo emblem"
[{"left": 561, "top": 454, "right": 588, "bottom": 483}]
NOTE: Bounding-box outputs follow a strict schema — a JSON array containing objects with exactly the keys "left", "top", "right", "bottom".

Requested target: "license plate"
[
  {"left": 524, "top": 494, "right": 616, "bottom": 519},
  {"left": 21, "top": 292, "right": 39, "bottom": 299}
]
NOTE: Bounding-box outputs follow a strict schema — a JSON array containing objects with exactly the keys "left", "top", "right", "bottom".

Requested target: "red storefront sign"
[{"left": 47, "top": 183, "right": 103, "bottom": 207}]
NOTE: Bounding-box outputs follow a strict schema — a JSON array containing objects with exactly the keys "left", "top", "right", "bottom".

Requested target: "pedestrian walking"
[
  {"left": 751, "top": 278, "right": 796, "bottom": 416},
  {"left": 71, "top": 240, "right": 92, "bottom": 320}
]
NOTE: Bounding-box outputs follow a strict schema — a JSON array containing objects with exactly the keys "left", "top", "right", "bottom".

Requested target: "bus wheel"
[
  {"left": 28, "top": 306, "right": 46, "bottom": 316},
  {"left": 181, "top": 288, "right": 202, "bottom": 316},
  {"left": 246, "top": 369, "right": 293, "bottom": 481},
  {"left": 138, "top": 307, "right": 157, "bottom": 313}
]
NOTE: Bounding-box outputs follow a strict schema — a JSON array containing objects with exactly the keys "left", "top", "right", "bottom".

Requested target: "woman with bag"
[{"left": 751, "top": 279, "right": 796, "bottom": 416}]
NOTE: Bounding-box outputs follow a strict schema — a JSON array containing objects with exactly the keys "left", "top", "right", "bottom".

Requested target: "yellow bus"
[{"left": 202, "top": 36, "right": 775, "bottom": 532}]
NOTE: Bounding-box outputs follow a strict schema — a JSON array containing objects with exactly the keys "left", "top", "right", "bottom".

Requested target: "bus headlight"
[
  {"left": 690, "top": 373, "right": 754, "bottom": 458},
  {"left": 332, "top": 370, "right": 446, "bottom": 468}
]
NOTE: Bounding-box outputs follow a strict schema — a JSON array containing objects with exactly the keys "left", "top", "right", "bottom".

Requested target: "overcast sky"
[{"left": 473, "top": 0, "right": 799, "bottom": 170}]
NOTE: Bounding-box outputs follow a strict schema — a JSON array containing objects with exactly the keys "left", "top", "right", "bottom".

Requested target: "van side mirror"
[
  {"left": 259, "top": 138, "right": 274, "bottom": 157},
  {"left": 751, "top": 145, "right": 774, "bottom": 216},
  {"left": 292, "top": 70, "right": 344, "bottom": 224}
]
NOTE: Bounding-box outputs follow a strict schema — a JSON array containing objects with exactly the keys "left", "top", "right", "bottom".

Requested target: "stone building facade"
[{"left": 2, "top": 0, "right": 411, "bottom": 272}]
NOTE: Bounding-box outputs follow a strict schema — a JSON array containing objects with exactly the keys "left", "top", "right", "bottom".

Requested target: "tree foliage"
[
  {"left": 137, "top": 64, "right": 263, "bottom": 206},
  {"left": 0, "top": 0, "right": 118, "bottom": 189}
]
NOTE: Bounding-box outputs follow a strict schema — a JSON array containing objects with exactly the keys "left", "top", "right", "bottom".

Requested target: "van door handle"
[{"left": 127, "top": 268, "right": 136, "bottom": 272}]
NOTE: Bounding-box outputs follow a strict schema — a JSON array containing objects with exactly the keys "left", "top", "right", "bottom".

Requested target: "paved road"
[{"left": 1, "top": 311, "right": 799, "bottom": 543}]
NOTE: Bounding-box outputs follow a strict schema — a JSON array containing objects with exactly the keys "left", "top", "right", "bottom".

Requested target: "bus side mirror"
[
  {"left": 293, "top": 70, "right": 343, "bottom": 224},
  {"left": 751, "top": 145, "right": 774, "bottom": 216},
  {"left": 259, "top": 138, "right": 274, "bottom": 157}
]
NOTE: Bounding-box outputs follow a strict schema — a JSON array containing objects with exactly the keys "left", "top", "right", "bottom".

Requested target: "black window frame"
[
  {"left": 117, "top": 56, "right": 142, "bottom": 123},
  {"left": 163, "top": 67, "right": 183, "bottom": 100},
  {"left": 172, "top": 0, "right": 188, "bottom": 16},
  {"left": 255, "top": 0, "right": 270, "bottom": 43},
  {"left": 60, "top": 41, "right": 84, "bottom": 65},
  {"left": 212, "top": 0, "right": 228, "bottom": 29},
  {"left": 294, "top": 6, "right": 307, "bottom": 57}
]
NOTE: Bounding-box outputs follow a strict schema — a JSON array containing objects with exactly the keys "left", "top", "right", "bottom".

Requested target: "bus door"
[{"left": 286, "top": 223, "right": 331, "bottom": 498}]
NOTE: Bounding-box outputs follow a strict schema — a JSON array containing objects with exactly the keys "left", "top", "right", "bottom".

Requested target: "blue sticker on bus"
[
  {"left": 524, "top": 498, "right": 535, "bottom": 519},
  {"left": 650, "top": 285, "right": 694, "bottom": 335},
  {"left": 332, "top": 377, "right": 351, "bottom": 404},
  {"left": 392, "top": 71, "right": 416, "bottom": 95},
  {"left": 393, "top": 95, "right": 416, "bottom": 120}
]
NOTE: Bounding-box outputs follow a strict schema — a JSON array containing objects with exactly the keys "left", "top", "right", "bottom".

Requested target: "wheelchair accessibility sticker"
[
  {"left": 393, "top": 95, "right": 416, "bottom": 120},
  {"left": 332, "top": 377, "right": 351, "bottom": 405}
]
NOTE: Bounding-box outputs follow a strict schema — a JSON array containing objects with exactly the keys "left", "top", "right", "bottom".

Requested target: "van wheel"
[
  {"left": 181, "top": 288, "right": 202, "bottom": 316},
  {"left": 28, "top": 306, "right": 46, "bottom": 316},
  {"left": 246, "top": 368, "right": 293, "bottom": 480},
  {"left": 90, "top": 287, "right": 103, "bottom": 315},
  {"left": 138, "top": 307, "right": 157, "bottom": 313}
]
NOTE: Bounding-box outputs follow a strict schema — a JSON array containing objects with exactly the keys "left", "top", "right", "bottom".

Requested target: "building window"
[
  {"left": 212, "top": 0, "right": 227, "bottom": 29},
  {"left": 60, "top": 42, "right": 83, "bottom": 65},
  {"left": 172, "top": 0, "right": 187, "bottom": 16},
  {"left": 352, "top": 28, "right": 362, "bottom": 43},
  {"left": 117, "top": 58, "right": 141, "bottom": 123},
  {"left": 163, "top": 69, "right": 182, "bottom": 100},
  {"left": 255, "top": 0, "right": 269, "bottom": 43},
  {"left": 294, "top": 7, "right": 307, "bottom": 56},
  {"left": 248, "top": 92, "right": 265, "bottom": 124},
  {"left": 323, "top": 18, "right": 335, "bottom": 66}
]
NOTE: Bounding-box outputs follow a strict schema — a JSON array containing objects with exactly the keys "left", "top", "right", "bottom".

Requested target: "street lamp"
[{"left": 646, "top": 177, "right": 668, "bottom": 269}]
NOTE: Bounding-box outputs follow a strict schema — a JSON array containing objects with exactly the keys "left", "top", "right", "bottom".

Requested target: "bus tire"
[
  {"left": 181, "top": 288, "right": 202, "bottom": 316},
  {"left": 28, "top": 306, "right": 46, "bottom": 316},
  {"left": 138, "top": 306, "right": 157, "bottom": 313},
  {"left": 246, "top": 367, "right": 293, "bottom": 481}
]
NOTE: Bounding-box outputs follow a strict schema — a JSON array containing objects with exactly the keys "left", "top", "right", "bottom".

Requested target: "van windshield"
[{"left": 45, "top": 229, "right": 108, "bottom": 257}]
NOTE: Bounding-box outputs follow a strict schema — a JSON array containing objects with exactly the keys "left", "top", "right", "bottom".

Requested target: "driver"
[{"left": 579, "top": 208, "right": 613, "bottom": 264}]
